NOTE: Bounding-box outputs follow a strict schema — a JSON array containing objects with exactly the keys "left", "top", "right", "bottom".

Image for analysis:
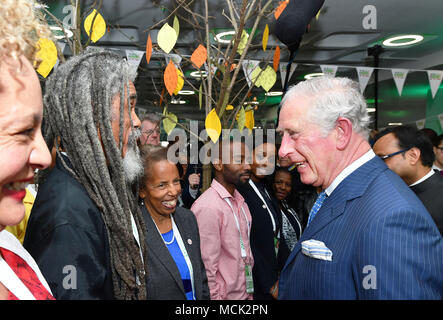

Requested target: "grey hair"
[
  {"left": 40, "top": 50, "right": 147, "bottom": 299},
  {"left": 281, "top": 76, "right": 371, "bottom": 140},
  {"left": 141, "top": 112, "right": 161, "bottom": 125}
]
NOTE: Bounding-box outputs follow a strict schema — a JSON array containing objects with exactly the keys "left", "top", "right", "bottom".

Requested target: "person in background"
[
  {"left": 433, "top": 134, "right": 443, "bottom": 174},
  {"left": 0, "top": 0, "right": 54, "bottom": 300},
  {"left": 373, "top": 125, "right": 443, "bottom": 236},
  {"left": 277, "top": 76, "right": 443, "bottom": 299},
  {"left": 138, "top": 145, "right": 209, "bottom": 300},
  {"left": 23, "top": 50, "right": 148, "bottom": 299},
  {"left": 191, "top": 139, "right": 254, "bottom": 300},
  {"left": 238, "top": 138, "right": 289, "bottom": 300},
  {"left": 140, "top": 113, "right": 161, "bottom": 146},
  {"left": 271, "top": 166, "right": 303, "bottom": 252}
]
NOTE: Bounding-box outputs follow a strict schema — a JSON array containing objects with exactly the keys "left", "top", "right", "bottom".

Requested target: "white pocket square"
[{"left": 301, "top": 239, "right": 333, "bottom": 261}]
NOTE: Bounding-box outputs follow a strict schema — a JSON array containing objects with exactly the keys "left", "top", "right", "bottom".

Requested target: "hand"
[{"left": 188, "top": 173, "right": 200, "bottom": 189}]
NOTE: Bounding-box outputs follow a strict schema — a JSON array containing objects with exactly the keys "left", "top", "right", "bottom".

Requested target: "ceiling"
[{"left": 46, "top": 0, "right": 443, "bottom": 131}]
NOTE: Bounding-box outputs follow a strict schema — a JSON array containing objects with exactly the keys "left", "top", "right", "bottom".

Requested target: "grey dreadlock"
[{"left": 40, "top": 50, "right": 147, "bottom": 299}]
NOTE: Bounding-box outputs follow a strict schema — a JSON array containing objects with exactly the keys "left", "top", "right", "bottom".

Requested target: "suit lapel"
[
  {"left": 141, "top": 204, "right": 185, "bottom": 296},
  {"left": 284, "top": 157, "right": 387, "bottom": 266}
]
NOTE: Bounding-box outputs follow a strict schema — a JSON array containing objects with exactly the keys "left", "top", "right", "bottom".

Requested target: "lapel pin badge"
[{"left": 187, "top": 239, "right": 192, "bottom": 245}]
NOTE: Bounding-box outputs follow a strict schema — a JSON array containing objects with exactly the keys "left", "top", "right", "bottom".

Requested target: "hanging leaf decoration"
[
  {"left": 146, "top": 33, "right": 152, "bottom": 64},
  {"left": 225, "top": 105, "right": 234, "bottom": 111},
  {"left": 259, "top": 66, "right": 277, "bottom": 92},
  {"left": 164, "top": 60, "right": 178, "bottom": 96},
  {"left": 262, "top": 24, "right": 269, "bottom": 51},
  {"left": 205, "top": 108, "right": 222, "bottom": 143},
  {"left": 237, "top": 106, "right": 246, "bottom": 132},
  {"left": 35, "top": 38, "right": 57, "bottom": 78},
  {"left": 163, "top": 111, "right": 177, "bottom": 136},
  {"left": 237, "top": 30, "right": 249, "bottom": 55},
  {"left": 173, "top": 69, "right": 184, "bottom": 95},
  {"left": 274, "top": 0, "right": 289, "bottom": 20},
  {"left": 84, "top": 9, "right": 107, "bottom": 43},
  {"left": 245, "top": 110, "right": 255, "bottom": 134},
  {"left": 273, "top": 45, "right": 280, "bottom": 72},
  {"left": 173, "top": 15, "right": 180, "bottom": 36},
  {"left": 157, "top": 23, "right": 177, "bottom": 54},
  {"left": 190, "top": 44, "right": 208, "bottom": 69}
]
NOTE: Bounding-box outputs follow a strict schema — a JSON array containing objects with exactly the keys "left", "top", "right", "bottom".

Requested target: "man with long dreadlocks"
[{"left": 23, "top": 50, "right": 148, "bottom": 300}]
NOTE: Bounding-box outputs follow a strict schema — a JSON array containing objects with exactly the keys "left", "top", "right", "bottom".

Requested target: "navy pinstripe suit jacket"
[{"left": 278, "top": 156, "right": 443, "bottom": 299}]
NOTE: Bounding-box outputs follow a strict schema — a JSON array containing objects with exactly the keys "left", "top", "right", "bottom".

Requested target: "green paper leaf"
[
  {"left": 163, "top": 112, "right": 178, "bottom": 136},
  {"left": 237, "top": 106, "right": 246, "bottom": 132},
  {"left": 173, "top": 15, "right": 180, "bottom": 36}
]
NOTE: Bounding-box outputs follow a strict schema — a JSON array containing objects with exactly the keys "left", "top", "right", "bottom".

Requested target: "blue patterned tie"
[{"left": 307, "top": 191, "right": 327, "bottom": 227}]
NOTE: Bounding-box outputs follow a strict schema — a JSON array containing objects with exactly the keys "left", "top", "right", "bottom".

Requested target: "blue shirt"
[{"left": 162, "top": 230, "right": 194, "bottom": 300}]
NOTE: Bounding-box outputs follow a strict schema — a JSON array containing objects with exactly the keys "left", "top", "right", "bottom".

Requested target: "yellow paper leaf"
[
  {"left": 245, "top": 110, "right": 255, "bottom": 134},
  {"left": 205, "top": 108, "right": 221, "bottom": 143},
  {"left": 83, "top": 9, "right": 106, "bottom": 43},
  {"left": 163, "top": 112, "right": 177, "bottom": 136},
  {"left": 259, "top": 66, "right": 277, "bottom": 92},
  {"left": 173, "top": 69, "right": 184, "bottom": 95},
  {"left": 173, "top": 16, "right": 180, "bottom": 36},
  {"left": 157, "top": 23, "right": 177, "bottom": 54},
  {"left": 262, "top": 24, "right": 269, "bottom": 52},
  {"left": 237, "top": 106, "right": 246, "bottom": 132},
  {"left": 237, "top": 30, "right": 249, "bottom": 55},
  {"left": 164, "top": 60, "right": 178, "bottom": 96},
  {"left": 146, "top": 34, "right": 152, "bottom": 64},
  {"left": 250, "top": 66, "right": 262, "bottom": 88},
  {"left": 35, "top": 38, "right": 57, "bottom": 78},
  {"left": 226, "top": 105, "right": 234, "bottom": 111}
]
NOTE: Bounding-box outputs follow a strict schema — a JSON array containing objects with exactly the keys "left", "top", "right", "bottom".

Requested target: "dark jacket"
[
  {"left": 23, "top": 155, "right": 114, "bottom": 299},
  {"left": 410, "top": 170, "right": 443, "bottom": 236},
  {"left": 238, "top": 180, "right": 291, "bottom": 300},
  {"left": 141, "top": 204, "right": 210, "bottom": 300}
]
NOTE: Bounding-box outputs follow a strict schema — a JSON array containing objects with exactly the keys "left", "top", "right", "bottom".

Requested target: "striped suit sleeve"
[{"left": 353, "top": 207, "right": 443, "bottom": 299}]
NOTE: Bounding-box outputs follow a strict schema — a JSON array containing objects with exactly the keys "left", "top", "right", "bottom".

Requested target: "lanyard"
[
  {"left": 152, "top": 215, "right": 195, "bottom": 300},
  {"left": 0, "top": 255, "right": 36, "bottom": 300},
  {"left": 249, "top": 180, "right": 277, "bottom": 233},
  {"left": 224, "top": 198, "right": 250, "bottom": 259}
]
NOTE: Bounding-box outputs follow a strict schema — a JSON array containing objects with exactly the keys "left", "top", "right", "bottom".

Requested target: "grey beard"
[{"left": 123, "top": 129, "right": 144, "bottom": 183}]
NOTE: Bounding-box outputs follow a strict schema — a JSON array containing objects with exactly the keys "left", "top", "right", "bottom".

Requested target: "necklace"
[{"left": 162, "top": 230, "right": 175, "bottom": 245}]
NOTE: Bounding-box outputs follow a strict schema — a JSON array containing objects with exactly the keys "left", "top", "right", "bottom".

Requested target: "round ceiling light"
[
  {"left": 304, "top": 73, "right": 324, "bottom": 80},
  {"left": 382, "top": 34, "right": 424, "bottom": 47},
  {"left": 190, "top": 70, "right": 208, "bottom": 79},
  {"left": 265, "top": 91, "right": 283, "bottom": 96},
  {"left": 178, "top": 90, "right": 195, "bottom": 95},
  {"left": 214, "top": 30, "right": 236, "bottom": 44},
  {"left": 171, "top": 99, "right": 187, "bottom": 105},
  {"left": 50, "top": 26, "right": 73, "bottom": 40}
]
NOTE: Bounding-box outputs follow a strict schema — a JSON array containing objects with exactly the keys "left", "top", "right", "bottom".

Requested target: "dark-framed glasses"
[
  {"left": 436, "top": 147, "right": 443, "bottom": 153},
  {"left": 379, "top": 148, "right": 410, "bottom": 160}
]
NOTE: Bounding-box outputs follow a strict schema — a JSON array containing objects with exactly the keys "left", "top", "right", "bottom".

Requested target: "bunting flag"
[
  {"left": 125, "top": 50, "right": 145, "bottom": 77},
  {"left": 356, "top": 67, "right": 374, "bottom": 93},
  {"left": 320, "top": 65, "right": 338, "bottom": 77},
  {"left": 392, "top": 69, "right": 409, "bottom": 96},
  {"left": 279, "top": 62, "right": 297, "bottom": 88},
  {"left": 242, "top": 60, "right": 261, "bottom": 87},
  {"left": 165, "top": 53, "right": 182, "bottom": 68},
  {"left": 427, "top": 70, "right": 443, "bottom": 98},
  {"left": 415, "top": 119, "right": 426, "bottom": 130}
]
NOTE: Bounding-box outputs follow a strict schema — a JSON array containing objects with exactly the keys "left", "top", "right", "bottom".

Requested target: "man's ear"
[
  {"left": 212, "top": 158, "right": 223, "bottom": 172},
  {"left": 139, "top": 188, "right": 147, "bottom": 199},
  {"left": 406, "top": 147, "right": 421, "bottom": 166},
  {"left": 335, "top": 117, "right": 353, "bottom": 151}
]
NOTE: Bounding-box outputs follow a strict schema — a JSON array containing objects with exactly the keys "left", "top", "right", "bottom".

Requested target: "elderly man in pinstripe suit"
[{"left": 276, "top": 76, "right": 443, "bottom": 299}]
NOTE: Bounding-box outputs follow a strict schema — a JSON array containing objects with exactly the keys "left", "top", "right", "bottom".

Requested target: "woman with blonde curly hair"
[{"left": 0, "top": 0, "right": 54, "bottom": 300}]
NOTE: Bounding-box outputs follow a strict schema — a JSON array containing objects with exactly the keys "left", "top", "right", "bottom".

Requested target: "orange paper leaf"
[
  {"left": 190, "top": 44, "right": 207, "bottom": 69},
  {"left": 274, "top": 0, "right": 289, "bottom": 20},
  {"left": 146, "top": 34, "right": 152, "bottom": 64},
  {"left": 164, "top": 61, "right": 178, "bottom": 96},
  {"left": 273, "top": 46, "right": 281, "bottom": 72}
]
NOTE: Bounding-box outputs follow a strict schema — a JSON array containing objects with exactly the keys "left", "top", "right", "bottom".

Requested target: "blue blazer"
[{"left": 278, "top": 156, "right": 443, "bottom": 299}]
